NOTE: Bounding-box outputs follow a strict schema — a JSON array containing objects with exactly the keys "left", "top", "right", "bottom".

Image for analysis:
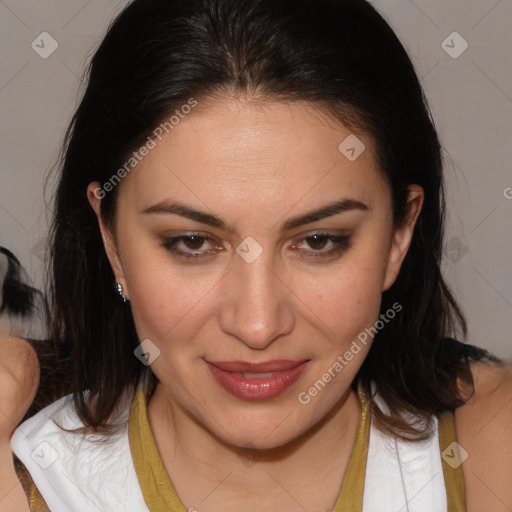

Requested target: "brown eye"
[
  {"left": 181, "top": 235, "right": 207, "bottom": 250},
  {"left": 304, "top": 234, "right": 330, "bottom": 250},
  {"left": 292, "top": 232, "right": 352, "bottom": 260},
  {"left": 161, "top": 234, "right": 218, "bottom": 260}
]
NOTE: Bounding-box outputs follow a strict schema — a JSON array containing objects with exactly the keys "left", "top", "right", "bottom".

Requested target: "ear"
[
  {"left": 86, "top": 182, "right": 129, "bottom": 300},
  {"left": 382, "top": 184, "right": 424, "bottom": 292}
]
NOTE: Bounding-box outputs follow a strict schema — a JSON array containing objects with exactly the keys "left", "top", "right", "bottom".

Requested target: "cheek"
[
  {"left": 121, "top": 246, "right": 200, "bottom": 341},
  {"left": 129, "top": 278, "right": 199, "bottom": 343},
  {"left": 297, "top": 251, "right": 387, "bottom": 341},
  {"left": 123, "top": 248, "right": 224, "bottom": 352}
]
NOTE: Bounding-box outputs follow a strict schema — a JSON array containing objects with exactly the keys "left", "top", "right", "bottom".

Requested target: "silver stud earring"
[{"left": 115, "top": 282, "right": 128, "bottom": 303}]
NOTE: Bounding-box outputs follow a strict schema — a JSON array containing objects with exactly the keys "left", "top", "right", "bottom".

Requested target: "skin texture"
[
  {"left": 0, "top": 335, "right": 38, "bottom": 512},
  {"left": 455, "top": 361, "right": 512, "bottom": 511},
  {"left": 87, "top": 97, "right": 424, "bottom": 511}
]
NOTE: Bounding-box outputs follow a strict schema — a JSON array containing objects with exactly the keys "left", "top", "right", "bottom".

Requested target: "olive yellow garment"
[{"left": 129, "top": 384, "right": 370, "bottom": 511}]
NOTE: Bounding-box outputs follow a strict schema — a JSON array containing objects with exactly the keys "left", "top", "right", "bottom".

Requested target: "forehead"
[{"left": 120, "top": 98, "right": 387, "bottom": 210}]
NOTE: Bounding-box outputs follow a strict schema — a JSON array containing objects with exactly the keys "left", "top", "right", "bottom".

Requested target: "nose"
[{"left": 218, "top": 247, "right": 295, "bottom": 350}]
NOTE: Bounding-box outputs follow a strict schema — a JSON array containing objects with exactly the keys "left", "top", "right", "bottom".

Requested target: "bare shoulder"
[
  {"left": 0, "top": 335, "right": 40, "bottom": 438},
  {"left": 454, "top": 359, "right": 512, "bottom": 512},
  {"left": 0, "top": 335, "right": 39, "bottom": 394}
]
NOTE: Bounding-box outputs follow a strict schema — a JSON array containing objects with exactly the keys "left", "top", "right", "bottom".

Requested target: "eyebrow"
[{"left": 142, "top": 198, "right": 369, "bottom": 232}]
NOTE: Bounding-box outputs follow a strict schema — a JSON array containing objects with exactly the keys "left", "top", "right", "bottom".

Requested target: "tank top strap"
[
  {"left": 129, "top": 385, "right": 187, "bottom": 511},
  {"left": 14, "top": 456, "right": 51, "bottom": 512},
  {"left": 329, "top": 379, "right": 372, "bottom": 511},
  {"left": 437, "top": 410, "right": 468, "bottom": 511}
]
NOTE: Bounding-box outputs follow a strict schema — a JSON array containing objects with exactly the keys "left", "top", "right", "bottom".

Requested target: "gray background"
[{"left": 1, "top": 0, "right": 511, "bottom": 359}]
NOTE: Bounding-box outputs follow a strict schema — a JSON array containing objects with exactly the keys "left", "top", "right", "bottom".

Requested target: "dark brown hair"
[
  {"left": 41, "top": 0, "right": 503, "bottom": 440},
  {"left": 0, "top": 247, "right": 40, "bottom": 317}
]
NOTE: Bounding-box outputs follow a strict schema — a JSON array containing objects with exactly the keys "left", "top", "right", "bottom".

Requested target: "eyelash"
[{"left": 160, "top": 232, "right": 352, "bottom": 261}]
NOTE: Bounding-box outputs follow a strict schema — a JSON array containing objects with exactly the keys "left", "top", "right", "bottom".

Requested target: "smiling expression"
[{"left": 87, "top": 96, "right": 423, "bottom": 449}]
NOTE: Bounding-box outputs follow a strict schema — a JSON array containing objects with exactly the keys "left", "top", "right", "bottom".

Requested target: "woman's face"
[{"left": 88, "top": 98, "right": 423, "bottom": 449}]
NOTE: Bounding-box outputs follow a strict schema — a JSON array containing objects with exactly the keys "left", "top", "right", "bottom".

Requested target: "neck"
[{"left": 147, "top": 381, "right": 362, "bottom": 511}]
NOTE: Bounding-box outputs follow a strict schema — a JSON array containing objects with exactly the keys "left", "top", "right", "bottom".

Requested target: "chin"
[
  {"left": 229, "top": 433, "right": 297, "bottom": 453},
  {"left": 211, "top": 416, "right": 308, "bottom": 452}
]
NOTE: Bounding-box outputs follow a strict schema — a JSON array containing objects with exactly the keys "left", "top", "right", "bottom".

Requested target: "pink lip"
[
  {"left": 207, "top": 359, "right": 309, "bottom": 373},
  {"left": 205, "top": 359, "right": 310, "bottom": 401}
]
